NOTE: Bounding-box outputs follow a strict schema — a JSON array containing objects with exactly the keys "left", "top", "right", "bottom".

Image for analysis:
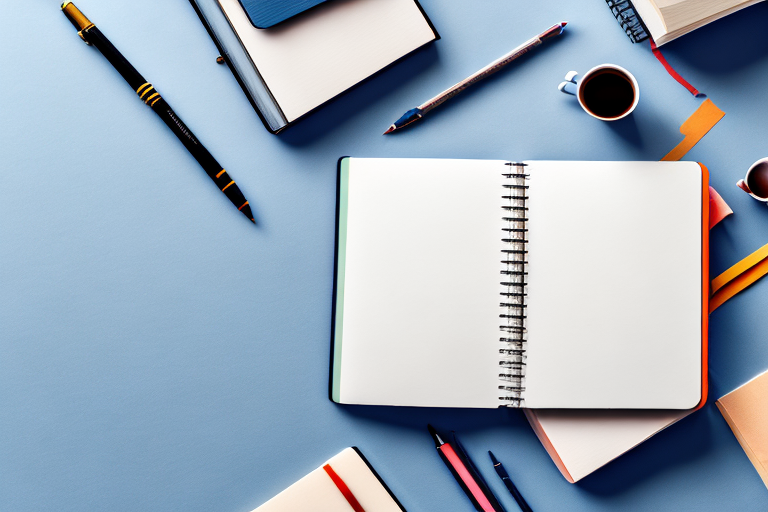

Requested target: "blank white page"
[
  {"left": 218, "top": 0, "right": 436, "bottom": 122},
  {"left": 524, "top": 161, "right": 703, "bottom": 409},
  {"left": 334, "top": 158, "right": 504, "bottom": 408}
]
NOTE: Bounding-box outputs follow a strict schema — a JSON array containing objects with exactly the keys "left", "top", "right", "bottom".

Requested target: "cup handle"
[
  {"left": 737, "top": 179, "right": 752, "bottom": 194},
  {"left": 558, "top": 71, "right": 579, "bottom": 95}
]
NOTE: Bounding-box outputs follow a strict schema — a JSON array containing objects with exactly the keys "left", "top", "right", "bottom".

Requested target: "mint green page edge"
[{"left": 331, "top": 158, "right": 350, "bottom": 403}]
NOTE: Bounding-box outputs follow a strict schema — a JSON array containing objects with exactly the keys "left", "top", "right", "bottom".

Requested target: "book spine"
[
  {"left": 605, "top": 0, "right": 649, "bottom": 43},
  {"left": 499, "top": 163, "right": 529, "bottom": 408}
]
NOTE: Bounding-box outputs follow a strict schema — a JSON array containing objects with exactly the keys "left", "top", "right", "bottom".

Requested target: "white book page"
[
  {"left": 336, "top": 159, "right": 504, "bottom": 408},
  {"left": 633, "top": 0, "right": 764, "bottom": 44},
  {"left": 218, "top": 0, "right": 436, "bottom": 122},
  {"left": 628, "top": 0, "right": 669, "bottom": 41},
  {"left": 653, "top": 0, "right": 756, "bottom": 33},
  {"left": 524, "top": 161, "right": 703, "bottom": 409}
]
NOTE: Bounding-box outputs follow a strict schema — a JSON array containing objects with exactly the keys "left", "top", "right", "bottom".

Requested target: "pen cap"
[{"left": 62, "top": 2, "right": 94, "bottom": 33}]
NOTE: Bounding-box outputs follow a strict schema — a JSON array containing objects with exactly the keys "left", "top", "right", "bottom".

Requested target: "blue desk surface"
[{"left": 3, "top": 1, "right": 768, "bottom": 510}]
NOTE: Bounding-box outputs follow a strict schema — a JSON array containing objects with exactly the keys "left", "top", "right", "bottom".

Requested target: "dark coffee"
[
  {"left": 580, "top": 70, "right": 635, "bottom": 119},
  {"left": 747, "top": 162, "right": 768, "bottom": 198}
]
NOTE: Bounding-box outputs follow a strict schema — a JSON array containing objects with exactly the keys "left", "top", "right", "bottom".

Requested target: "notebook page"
[
  {"left": 524, "top": 161, "right": 703, "bottom": 409},
  {"left": 218, "top": 0, "right": 436, "bottom": 122},
  {"left": 334, "top": 158, "right": 503, "bottom": 408}
]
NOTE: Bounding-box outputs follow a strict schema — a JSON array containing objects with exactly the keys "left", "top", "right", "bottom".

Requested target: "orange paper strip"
[
  {"left": 710, "top": 243, "right": 768, "bottom": 312},
  {"left": 662, "top": 99, "right": 725, "bottom": 162}
]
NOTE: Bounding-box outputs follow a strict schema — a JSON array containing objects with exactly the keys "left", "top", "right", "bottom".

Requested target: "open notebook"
[{"left": 330, "top": 158, "right": 708, "bottom": 409}]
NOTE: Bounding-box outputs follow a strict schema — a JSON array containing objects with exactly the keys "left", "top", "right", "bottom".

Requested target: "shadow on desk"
[
  {"left": 575, "top": 404, "right": 716, "bottom": 494},
  {"left": 338, "top": 399, "right": 717, "bottom": 495},
  {"left": 337, "top": 400, "right": 529, "bottom": 433},
  {"left": 657, "top": 4, "right": 768, "bottom": 75}
]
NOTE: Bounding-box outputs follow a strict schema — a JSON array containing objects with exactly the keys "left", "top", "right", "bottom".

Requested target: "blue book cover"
[{"left": 238, "top": 0, "right": 330, "bottom": 28}]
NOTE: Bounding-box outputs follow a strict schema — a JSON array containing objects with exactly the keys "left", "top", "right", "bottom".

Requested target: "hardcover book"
[
  {"left": 238, "top": 0, "right": 330, "bottom": 28},
  {"left": 188, "top": 0, "right": 438, "bottom": 133},
  {"left": 606, "top": 0, "right": 764, "bottom": 45}
]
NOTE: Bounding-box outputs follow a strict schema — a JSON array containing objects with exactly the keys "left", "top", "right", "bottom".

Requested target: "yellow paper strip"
[
  {"left": 711, "top": 243, "right": 768, "bottom": 295},
  {"left": 662, "top": 99, "right": 725, "bottom": 162}
]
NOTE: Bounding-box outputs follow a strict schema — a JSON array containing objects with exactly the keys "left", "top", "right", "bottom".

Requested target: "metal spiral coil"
[
  {"left": 499, "top": 163, "right": 529, "bottom": 407},
  {"left": 605, "top": 0, "right": 649, "bottom": 43}
]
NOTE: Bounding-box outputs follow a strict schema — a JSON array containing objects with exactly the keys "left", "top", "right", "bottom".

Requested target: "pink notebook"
[{"left": 525, "top": 409, "right": 691, "bottom": 482}]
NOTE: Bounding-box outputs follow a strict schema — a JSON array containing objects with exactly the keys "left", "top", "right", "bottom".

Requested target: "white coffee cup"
[
  {"left": 558, "top": 64, "right": 639, "bottom": 121},
  {"left": 737, "top": 158, "right": 768, "bottom": 203}
]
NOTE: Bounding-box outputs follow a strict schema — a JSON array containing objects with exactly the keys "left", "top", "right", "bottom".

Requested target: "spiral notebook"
[{"left": 330, "top": 158, "right": 709, "bottom": 409}]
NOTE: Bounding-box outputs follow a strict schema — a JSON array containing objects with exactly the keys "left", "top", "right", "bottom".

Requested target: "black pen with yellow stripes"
[{"left": 61, "top": 2, "right": 255, "bottom": 224}]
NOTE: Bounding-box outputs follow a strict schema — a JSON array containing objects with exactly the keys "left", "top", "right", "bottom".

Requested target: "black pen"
[
  {"left": 61, "top": 2, "right": 255, "bottom": 224},
  {"left": 489, "top": 451, "right": 533, "bottom": 512}
]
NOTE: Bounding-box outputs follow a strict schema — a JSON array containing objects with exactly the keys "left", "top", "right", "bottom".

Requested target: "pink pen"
[{"left": 427, "top": 424, "right": 504, "bottom": 512}]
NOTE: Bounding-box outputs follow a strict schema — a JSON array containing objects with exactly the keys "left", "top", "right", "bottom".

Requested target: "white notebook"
[
  {"left": 253, "top": 447, "right": 404, "bottom": 512},
  {"left": 330, "top": 158, "right": 708, "bottom": 409},
  {"left": 213, "top": 0, "right": 438, "bottom": 131}
]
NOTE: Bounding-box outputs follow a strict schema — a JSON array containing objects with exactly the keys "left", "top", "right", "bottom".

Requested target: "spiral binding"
[
  {"left": 605, "top": 0, "right": 649, "bottom": 43},
  {"left": 499, "top": 163, "right": 528, "bottom": 407}
]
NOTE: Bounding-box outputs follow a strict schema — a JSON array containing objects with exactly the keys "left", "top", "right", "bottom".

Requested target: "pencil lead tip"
[
  {"left": 251, "top": 218, "right": 256, "bottom": 224},
  {"left": 383, "top": 125, "right": 396, "bottom": 135}
]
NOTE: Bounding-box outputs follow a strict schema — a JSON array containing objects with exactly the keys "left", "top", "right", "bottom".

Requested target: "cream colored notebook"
[
  {"left": 253, "top": 448, "right": 404, "bottom": 512},
  {"left": 331, "top": 158, "right": 708, "bottom": 409},
  {"left": 717, "top": 369, "right": 768, "bottom": 489}
]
